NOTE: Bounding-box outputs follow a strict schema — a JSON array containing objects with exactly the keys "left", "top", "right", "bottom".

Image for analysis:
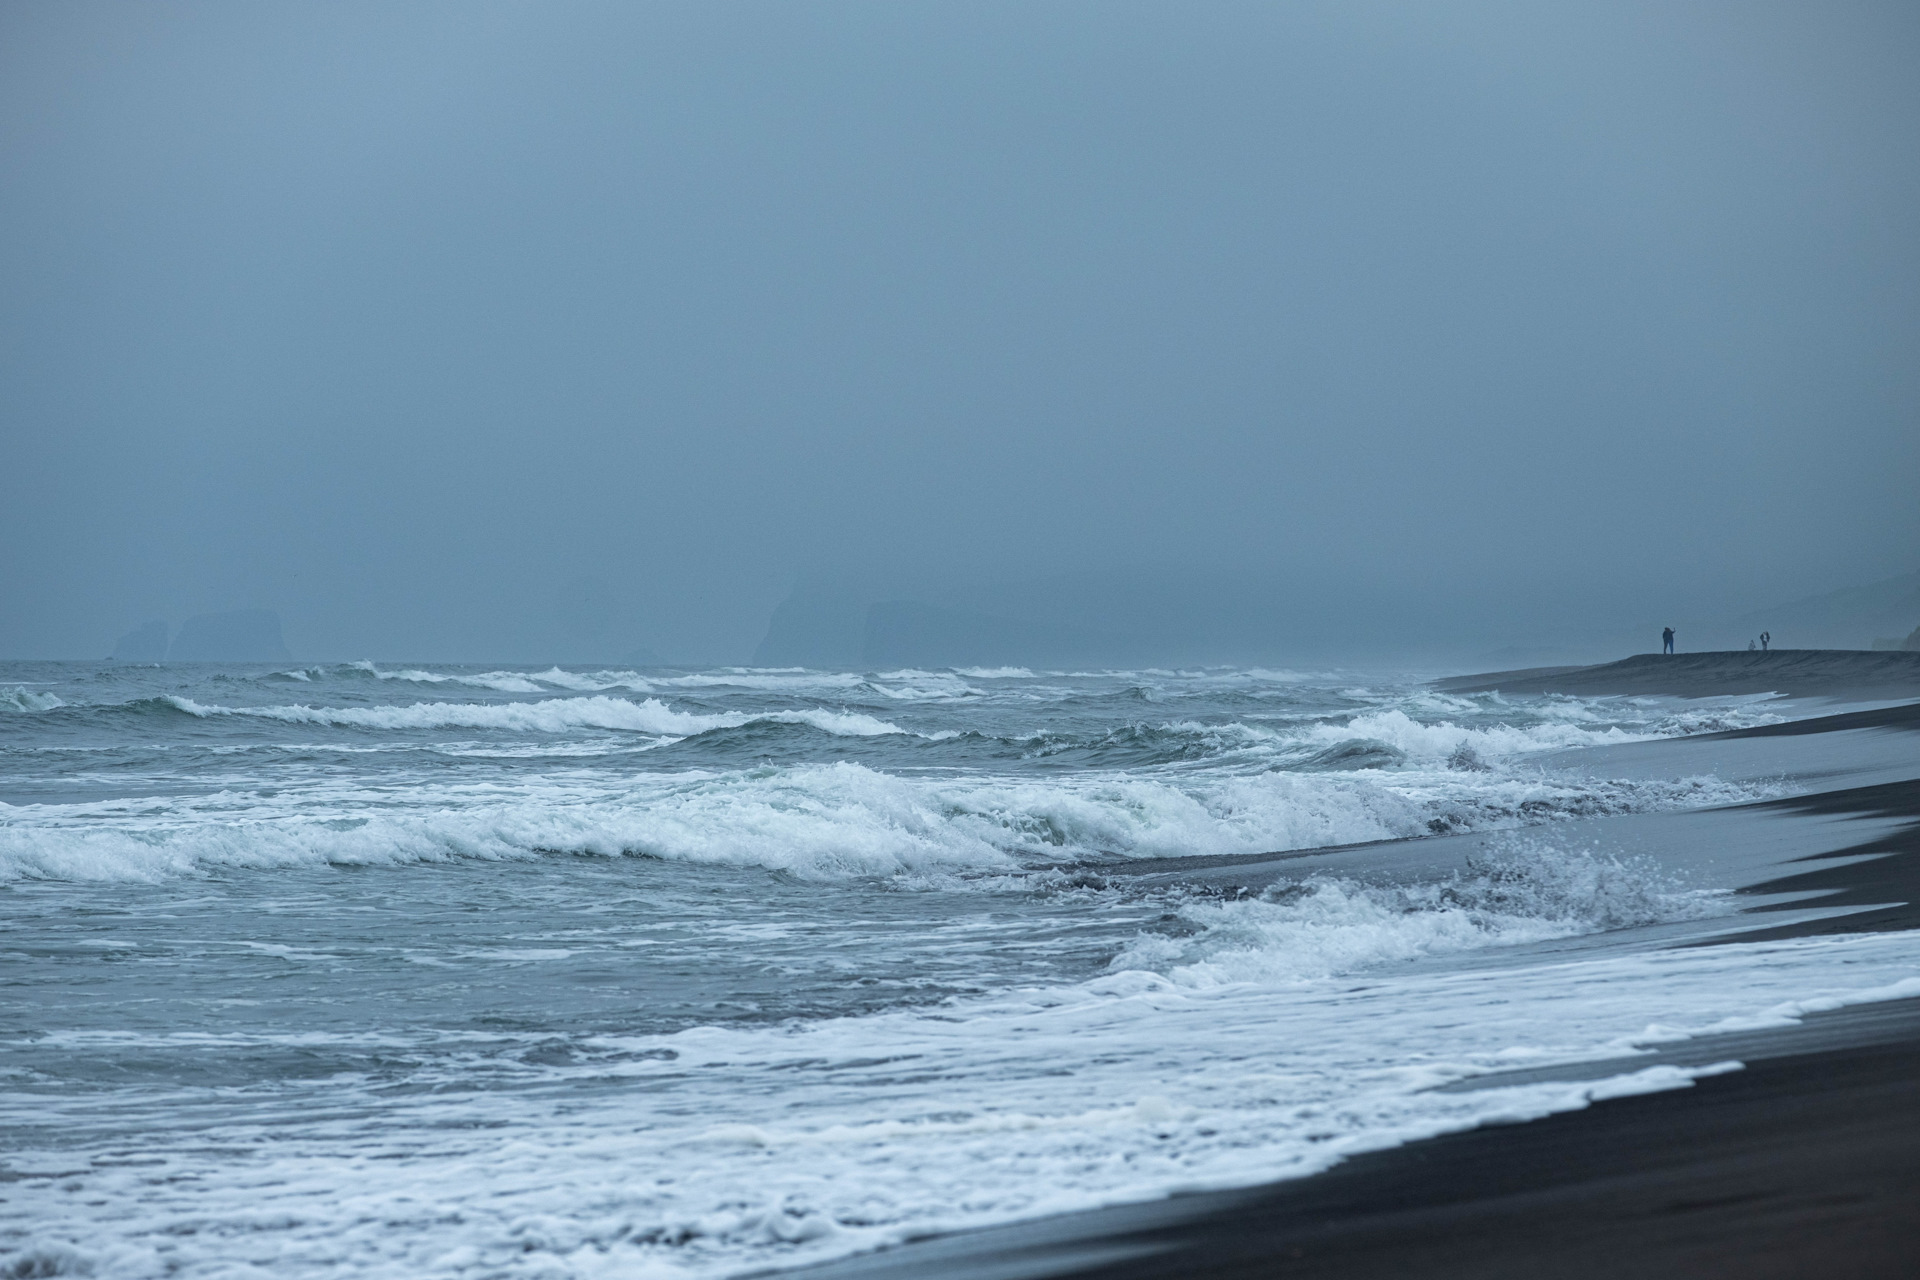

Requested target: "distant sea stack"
[
  {"left": 110, "top": 620, "right": 170, "bottom": 662},
  {"left": 167, "top": 610, "right": 292, "bottom": 663}
]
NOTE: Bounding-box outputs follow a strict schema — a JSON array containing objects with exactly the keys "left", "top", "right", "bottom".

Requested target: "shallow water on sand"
[{"left": 4, "top": 660, "right": 1915, "bottom": 1278}]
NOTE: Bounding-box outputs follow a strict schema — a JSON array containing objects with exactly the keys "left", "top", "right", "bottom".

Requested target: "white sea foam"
[{"left": 8, "top": 929, "right": 1918, "bottom": 1279}]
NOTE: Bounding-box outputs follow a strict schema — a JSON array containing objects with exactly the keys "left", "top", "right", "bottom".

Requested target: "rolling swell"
[
  {"left": 0, "top": 662, "right": 1797, "bottom": 887},
  {"left": 1112, "top": 839, "right": 1726, "bottom": 987},
  {"left": 0, "top": 757, "right": 1776, "bottom": 883},
  {"left": 159, "top": 695, "right": 911, "bottom": 738}
]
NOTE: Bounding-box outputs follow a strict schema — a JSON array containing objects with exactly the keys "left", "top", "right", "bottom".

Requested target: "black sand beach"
[
  {"left": 1720, "top": 776, "right": 1920, "bottom": 942},
  {"left": 792, "top": 656, "right": 1920, "bottom": 1280}
]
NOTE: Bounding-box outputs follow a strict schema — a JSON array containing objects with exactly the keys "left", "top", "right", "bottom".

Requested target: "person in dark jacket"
[{"left": 1662, "top": 627, "right": 1675, "bottom": 654}]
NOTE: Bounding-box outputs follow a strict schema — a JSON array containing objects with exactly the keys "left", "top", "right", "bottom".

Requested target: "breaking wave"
[
  {"left": 355, "top": 662, "right": 551, "bottom": 693},
  {"left": 308, "top": 663, "right": 988, "bottom": 700},
  {"left": 159, "top": 695, "right": 907, "bottom": 739},
  {"left": 1113, "top": 838, "right": 1726, "bottom": 987},
  {"left": 1006, "top": 703, "right": 1766, "bottom": 770},
  {"left": 0, "top": 759, "right": 1775, "bottom": 884},
  {"left": 1, "top": 687, "right": 66, "bottom": 713}
]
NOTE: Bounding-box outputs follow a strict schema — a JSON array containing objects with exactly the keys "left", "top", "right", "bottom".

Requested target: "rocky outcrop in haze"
[
  {"left": 110, "top": 620, "right": 170, "bottom": 662},
  {"left": 166, "top": 611, "right": 292, "bottom": 663}
]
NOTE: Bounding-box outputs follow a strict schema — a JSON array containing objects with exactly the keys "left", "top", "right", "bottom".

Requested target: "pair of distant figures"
[{"left": 1663, "top": 629, "right": 1767, "bottom": 655}]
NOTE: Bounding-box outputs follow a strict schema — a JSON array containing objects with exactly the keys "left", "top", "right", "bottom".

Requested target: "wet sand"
[
  {"left": 1718, "top": 776, "right": 1920, "bottom": 941},
  {"left": 789, "top": 696, "right": 1920, "bottom": 1280}
]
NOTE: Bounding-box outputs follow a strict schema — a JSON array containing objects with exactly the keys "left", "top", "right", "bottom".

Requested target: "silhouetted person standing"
[
  {"left": 1662, "top": 627, "right": 1675, "bottom": 655},
  {"left": 1760, "top": 631, "right": 1770, "bottom": 652}
]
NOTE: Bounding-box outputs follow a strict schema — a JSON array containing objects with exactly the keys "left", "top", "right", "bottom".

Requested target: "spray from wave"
[{"left": 1112, "top": 837, "right": 1725, "bottom": 986}]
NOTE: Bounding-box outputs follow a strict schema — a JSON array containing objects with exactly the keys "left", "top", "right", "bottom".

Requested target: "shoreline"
[
  {"left": 791, "top": 1000, "right": 1920, "bottom": 1280},
  {"left": 787, "top": 691, "right": 1920, "bottom": 1280}
]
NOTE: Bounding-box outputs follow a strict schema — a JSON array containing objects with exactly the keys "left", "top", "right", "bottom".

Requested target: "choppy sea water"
[{"left": 4, "top": 661, "right": 1917, "bottom": 1279}]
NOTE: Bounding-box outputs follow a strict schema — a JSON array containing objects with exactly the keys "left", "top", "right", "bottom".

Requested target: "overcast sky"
[{"left": 3, "top": 1, "right": 1916, "bottom": 662}]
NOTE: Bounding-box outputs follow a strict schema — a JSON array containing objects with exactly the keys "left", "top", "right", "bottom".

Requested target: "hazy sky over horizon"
[{"left": 4, "top": 1, "right": 1916, "bottom": 662}]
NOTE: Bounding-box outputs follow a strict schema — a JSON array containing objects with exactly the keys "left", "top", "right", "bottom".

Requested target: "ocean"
[{"left": 5, "top": 660, "right": 1917, "bottom": 1278}]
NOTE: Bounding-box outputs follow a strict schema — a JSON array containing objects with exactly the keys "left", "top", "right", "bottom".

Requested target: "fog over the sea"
[{"left": 3, "top": 1, "right": 1916, "bottom": 665}]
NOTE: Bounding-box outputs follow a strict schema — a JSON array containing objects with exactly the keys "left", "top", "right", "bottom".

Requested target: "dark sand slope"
[{"left": 1436, "top": 649, "right": 1920, "bottom": 699}]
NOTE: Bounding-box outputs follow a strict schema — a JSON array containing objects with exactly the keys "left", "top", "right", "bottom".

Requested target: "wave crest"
[
  {"left": 1, "top": 687, "right": 66, "bottom": 713},
  {"left": 0, "top": 759, "right": 1775, "bottom": 884},
  {"left": 160, "top": 695, "right": 908, "bottom": 739}
]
